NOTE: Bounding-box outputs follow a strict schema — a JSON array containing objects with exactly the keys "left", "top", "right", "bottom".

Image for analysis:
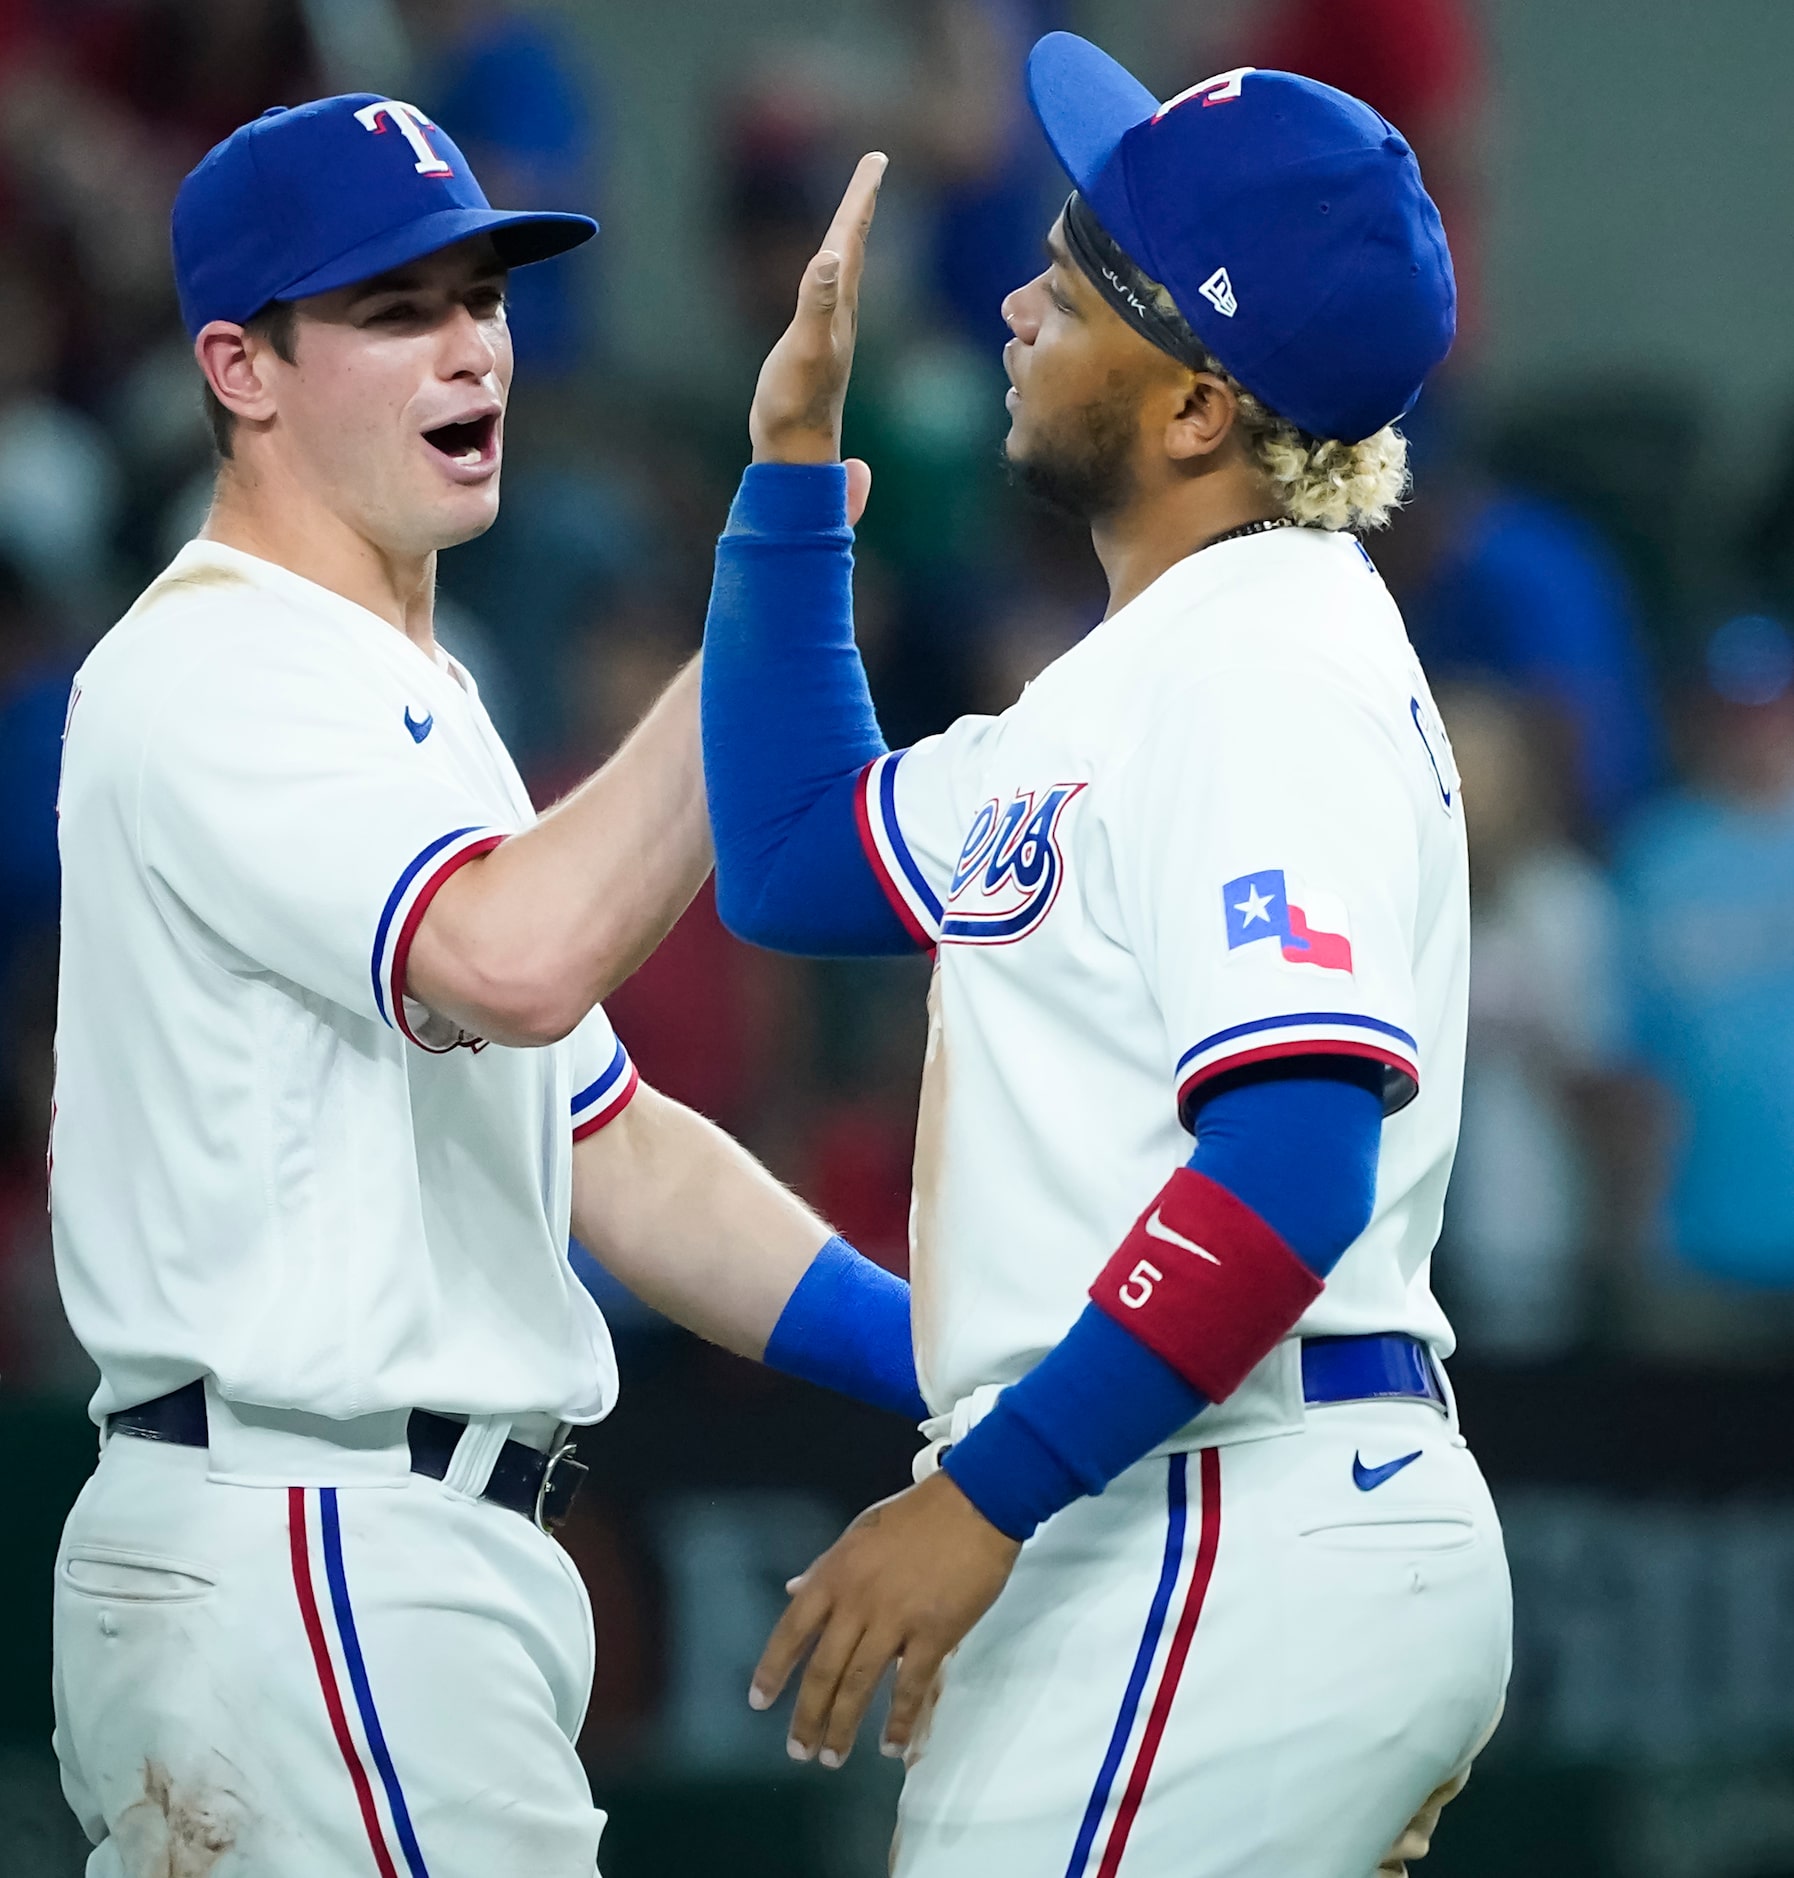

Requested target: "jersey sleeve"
[
  {"left": 567, "top": 1004, "right": 640, "bottom": 1139},
  {"left": 1109, "top": 667, "right": 1425, "bottom": 1126},
  {"left": 855, "top": 713, "right": 1000, "bottom": 947},
  {"left": 135, "top": 624, "right": 511, "bottom": 1049}
]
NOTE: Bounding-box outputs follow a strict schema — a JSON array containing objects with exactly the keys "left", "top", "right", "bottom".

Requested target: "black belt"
[{"left": 106, "top": 1380, "right": 588, "bottom": 1532}]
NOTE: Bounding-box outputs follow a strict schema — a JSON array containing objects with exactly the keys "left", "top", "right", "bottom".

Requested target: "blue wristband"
[
  {"left": 943, "top": 1305, "right": 1206, "bottom": 1541},
  {"left": 763, "top": 1235, "right": 928, "bottom": 1420}
]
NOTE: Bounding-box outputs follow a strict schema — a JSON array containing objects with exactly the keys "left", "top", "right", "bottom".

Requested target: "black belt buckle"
[{"left": 534, "top": 1443, "right": 587, "bottom": 1532}]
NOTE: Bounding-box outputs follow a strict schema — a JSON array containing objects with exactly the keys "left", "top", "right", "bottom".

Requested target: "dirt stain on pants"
[{"left": 109, "top": 1760, "right": 242, "bottom": 1878}]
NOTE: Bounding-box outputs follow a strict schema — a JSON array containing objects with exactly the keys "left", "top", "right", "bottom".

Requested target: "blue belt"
[{"left": 1301, "top": 1334, "right": 1445, "bottom": 1409}]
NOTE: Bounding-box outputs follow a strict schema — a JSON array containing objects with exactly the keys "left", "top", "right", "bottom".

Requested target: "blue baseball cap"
[
  {"left": 172, "top": 94, "right": 597, "bottom": 339},
  {"left": 1026, "top": 34, "right": 1455, "bottom": 443}
]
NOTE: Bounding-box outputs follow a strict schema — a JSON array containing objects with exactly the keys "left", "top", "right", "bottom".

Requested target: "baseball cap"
[
  {"left": 172, "top": 95, "right": 597, "bottom": 339},
  {"left": 1025, "top": 34, "right": 1455, "bottom": 443}
]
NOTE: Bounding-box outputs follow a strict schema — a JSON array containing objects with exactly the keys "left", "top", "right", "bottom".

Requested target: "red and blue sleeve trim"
[
  {"left": 853, "top": 751, "right": 941, "bottom": 949},
  {"left": 570, "top": 1036, "right": 639, "bottom": 1140},
  {"left": 1175, "top": 1010, "right": 1419, "bottom": 1124},
  {"left": 372, "top": 826, "right": 505, "bottom": 1051}
]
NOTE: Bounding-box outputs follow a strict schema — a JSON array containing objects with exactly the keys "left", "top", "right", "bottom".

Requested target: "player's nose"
[
  {"left": 439, "top": 300, "right": 502, "bottom": 381},
  {"left": 1001, "top": 279, "right": 1041, "bottom": 346}
]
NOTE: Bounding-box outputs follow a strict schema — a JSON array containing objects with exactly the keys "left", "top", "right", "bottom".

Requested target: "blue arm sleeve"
[
  {"left": 942, "top": 1059, "right": 1383, "bottom": 1539},
  {"left": 571, "top": 1231, "right": 925, "bottom": 1417},
  {"left": 763, "top": 1235, "right": 928, "bottom": 1420},
  {"left": 701, "top": 463, "right": 916, "bottom": 956}
]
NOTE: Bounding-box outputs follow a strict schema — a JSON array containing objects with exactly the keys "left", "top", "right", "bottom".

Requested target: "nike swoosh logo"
[
  {"left": 404, "top": 707, "right": 433, "bottom": 743},
  {"left": 1143, "top": 1208, "right": 1221, "bottom": 1264},
  {"left": 1353, "top": 1449, "right": 1423, "bottom": 1492}
]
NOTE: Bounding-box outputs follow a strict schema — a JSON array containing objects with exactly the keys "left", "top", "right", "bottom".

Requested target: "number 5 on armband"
[{"left": 1117, "top": 1260, "right": 1163, "bottom": 1309}]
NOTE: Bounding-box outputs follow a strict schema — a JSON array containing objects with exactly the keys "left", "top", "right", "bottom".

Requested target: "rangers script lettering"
[{"left": 941, "top": 781, "right": 1085, "bottom": 944}]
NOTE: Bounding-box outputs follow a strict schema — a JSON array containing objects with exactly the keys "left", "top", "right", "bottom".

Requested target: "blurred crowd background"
[{"left": 2, "top": 2, "right": 1793, "bottom": 1873}]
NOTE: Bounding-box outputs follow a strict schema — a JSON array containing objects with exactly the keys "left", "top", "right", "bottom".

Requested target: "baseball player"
[
  {"left": 50, "top": 97, "right": 929, "bottom": 1877},
  {"left": 701, "top": 35, "right": 1510, "bottom": 1878}
]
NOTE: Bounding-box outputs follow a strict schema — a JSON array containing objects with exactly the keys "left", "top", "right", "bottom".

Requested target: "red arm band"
[{"left": 1088, "top": 1165, "right": 1323, "bottom": 1402}]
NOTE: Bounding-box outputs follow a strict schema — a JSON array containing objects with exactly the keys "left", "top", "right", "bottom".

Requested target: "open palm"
[{"left": 748, "top": 150, "right": 886, "bottom": 524}]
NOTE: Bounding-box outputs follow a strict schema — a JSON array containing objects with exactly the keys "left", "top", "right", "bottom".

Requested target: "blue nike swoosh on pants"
[{"left": 1352, "top": 1449, "right": 1423, "bottom": 1492}]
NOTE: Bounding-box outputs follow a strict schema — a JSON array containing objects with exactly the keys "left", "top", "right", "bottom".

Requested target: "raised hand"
[{"left": 748, "top": 151, "right": 887, "bottom": 468}]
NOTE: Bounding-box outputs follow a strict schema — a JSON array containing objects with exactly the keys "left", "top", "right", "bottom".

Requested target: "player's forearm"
[
  {"left": 571, "top": 1083, "right": 827, "bottom": 1357},
  {"left": 572, "top": 1086, "right": 926, "bottom": 1416},
  {"left": 702, "top": 465, "right": 916, "bottom": 956},
  {"left": 407, "top": 660, "right": 711, "bottom": 1045},
  {"left": 944, "top": 1061, "right": 1385, "bottom": 1538}
]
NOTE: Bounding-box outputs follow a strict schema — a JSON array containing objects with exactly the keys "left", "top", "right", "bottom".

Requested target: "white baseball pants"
[
  {"left": 52, "top": 1431, "right": 604, "bottom": 1876},
  {"left": 894, "top": 1399, "right": 1511, "bottom": 1878}
]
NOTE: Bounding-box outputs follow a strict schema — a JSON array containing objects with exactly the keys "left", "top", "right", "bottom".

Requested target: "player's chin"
[
  {"left": 1000, "top": 421, "right": 1036, "bottom": 472},
  {"left": 1002, "top": 379, "right": 1043, "bottom": 453},
  {"left": 419, "top": 478, "right": 504, "bottom": 550}
]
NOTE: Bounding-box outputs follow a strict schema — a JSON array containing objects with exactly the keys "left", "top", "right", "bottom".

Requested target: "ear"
[
  {"left": 194, "top": 320, "right": 281, "bottom": 426},
  {"left": 1164, "top": 371, "right": 1239, "bottom": 464}
]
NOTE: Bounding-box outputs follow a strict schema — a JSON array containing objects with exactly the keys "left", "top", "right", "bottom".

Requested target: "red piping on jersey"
[
  {"left": 572, "top": 1061, "right": 639, "bottom": 1140},
  {"left": 1177, "top": 1039, "right": 1418, "bottom": 1125},
  {"left": 853, "top": 760, "right": 936, "bottom": 951},
  {"left": 388, "top": 835, "right": 505, "bottom": 1050}
]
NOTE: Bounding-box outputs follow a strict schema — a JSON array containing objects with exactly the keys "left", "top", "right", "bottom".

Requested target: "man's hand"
[
  {"left": 749, "top": 1468, "right": 1022, "bottom": 1767},
  {"left": 748, "top": 150, "right": 887, "bottom": 467}
]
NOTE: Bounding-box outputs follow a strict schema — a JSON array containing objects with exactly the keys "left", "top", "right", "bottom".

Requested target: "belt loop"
[
  {"left": 442, "top": 1414, "right": 513, "bottom": 1498},
  {"left": 202, "top": 1378, "right": 412, "bottom": 1486},
  {"left": 1432, "top": 1350, "right": 1462, "bottom": 1436}
]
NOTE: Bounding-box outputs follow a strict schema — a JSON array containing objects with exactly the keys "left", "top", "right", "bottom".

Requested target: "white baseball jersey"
[
  {"left": 52, "top": 539, "right": 638, "bottom": 1427},
  {"left": 856, "top": 525, "right": 1468, "bottom": 1417}
]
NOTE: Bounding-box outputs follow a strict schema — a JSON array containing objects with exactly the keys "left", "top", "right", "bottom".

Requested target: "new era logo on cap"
[{"left": 1025, "top": 35, "right": 1457, "bottom": 442}]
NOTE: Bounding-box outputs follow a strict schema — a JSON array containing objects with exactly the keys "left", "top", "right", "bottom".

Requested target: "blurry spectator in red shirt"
[
  {"left": 61, "top": 0, "right": 319, "bottom": 158},
  {"left": 798, "top": 1052, "right": 918, "bottom": 1277},
  {"left": 0, "top": 0, "right": 319, "bottom": 381}
]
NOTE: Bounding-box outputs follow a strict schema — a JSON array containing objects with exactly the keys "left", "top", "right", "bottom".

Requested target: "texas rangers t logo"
[
  {"left": 1223, "top": 868, "right": 1353, "bottom": 973},
  {"left": 1152, "top": 67, "right": 1255, "bottom": 120},
  {"left": 942, "top": 783, "right": 1086, "bottom": 944},
  {"left": 353, "top": 99, "right": 454, "bottom": 177}
]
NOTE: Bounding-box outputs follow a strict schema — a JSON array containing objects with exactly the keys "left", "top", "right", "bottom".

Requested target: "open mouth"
[{"left": 423, "top": 413, "right": 498, "bottom": 468}]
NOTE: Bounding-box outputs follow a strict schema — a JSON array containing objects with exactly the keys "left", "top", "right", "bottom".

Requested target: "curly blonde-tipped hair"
[
  {"left": 1232, "top": 384, "right": 1410, "bottom": 533},
  {"left": 1143, "top": 280, "right": 1411, "bottom": 532}
]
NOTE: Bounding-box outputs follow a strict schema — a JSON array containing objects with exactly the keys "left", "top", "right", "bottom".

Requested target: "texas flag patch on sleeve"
[{"left": 1222, "top": 868, "right": 1353, "bottom": 974}]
